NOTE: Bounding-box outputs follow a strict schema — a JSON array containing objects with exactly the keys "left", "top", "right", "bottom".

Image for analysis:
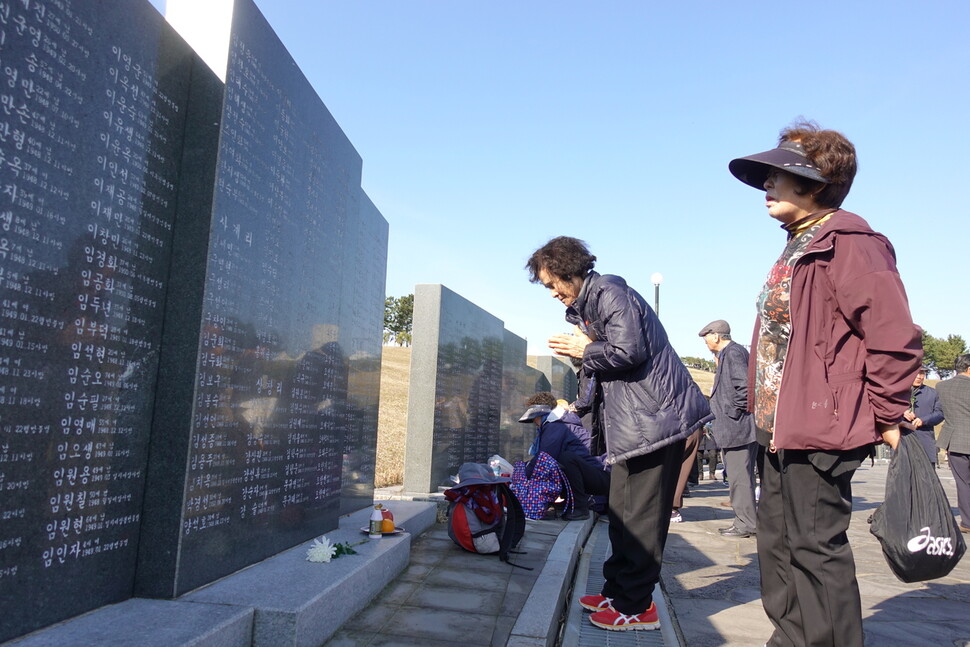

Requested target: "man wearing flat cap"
[{"left": 699, "top": 320, "right": 758, "bottom": 538}]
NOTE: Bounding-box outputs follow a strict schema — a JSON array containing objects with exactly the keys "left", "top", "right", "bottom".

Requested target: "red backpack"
[{"left": 444, "top": 463, "right": 527, "bottom": 568}]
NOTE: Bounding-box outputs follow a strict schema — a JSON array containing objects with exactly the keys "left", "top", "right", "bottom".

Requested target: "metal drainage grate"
[{"left": 575, "top": 522, "right": 668, "bottom": 647}]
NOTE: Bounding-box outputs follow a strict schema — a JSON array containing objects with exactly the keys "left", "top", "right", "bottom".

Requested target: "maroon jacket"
[{"left": 748, "top": 210, "right": 922, "bottom": 451}]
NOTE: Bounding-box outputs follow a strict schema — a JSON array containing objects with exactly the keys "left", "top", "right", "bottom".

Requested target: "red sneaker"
[
  {"left": 578, "top": 594, "right": 613, "bottom": 612},
  {"left": 589, "top": 602, "right": 660, "bottom": 631}
]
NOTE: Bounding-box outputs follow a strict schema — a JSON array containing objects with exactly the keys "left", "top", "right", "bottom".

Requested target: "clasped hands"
[{"left": 547, "top": 325, "right": 591, "bottom": 359}]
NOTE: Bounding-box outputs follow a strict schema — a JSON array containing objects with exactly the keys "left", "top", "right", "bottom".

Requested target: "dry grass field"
[
  {"left": 373, "top": 345, "right": 717, "bottom": 488},
  {"left": 375, "top": 346, "right": 411, "bottom": 487}
]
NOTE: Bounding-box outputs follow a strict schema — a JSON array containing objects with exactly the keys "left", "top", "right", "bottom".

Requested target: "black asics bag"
[{"left": 869, "top": 432, "right": 965, "bottom": 582}]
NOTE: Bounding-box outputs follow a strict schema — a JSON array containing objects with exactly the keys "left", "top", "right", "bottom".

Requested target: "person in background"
[
  {"left": 697, "top": 423, "right": 720, "bottom": 480},
  {"left": 729, "top": 121, "right": 921, "bottom": 647},
  {"left": 670, "top": 428, "right": 700, "bottom": 523},
  {"left": 903, "top": 365, "right": 944, "bottom": 467},
  {"left": 936, "top": 354, "right": 970, "bottom": 532},
  {"left": 527, "top": 236, "right": 711, "bottom": 632},
  {"left": 549, "top": 397, "right": 593, "bottom": 453},
  {"left": 518, "top": 391, "right": 609, "bottom": 521},
  {"left": 699, "top": 319, "right": 758, "bottom": 538}
]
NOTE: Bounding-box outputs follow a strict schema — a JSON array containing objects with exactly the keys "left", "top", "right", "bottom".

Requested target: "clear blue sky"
[{"left": 152, "top": 0, "right": 969, "bottom": 363}]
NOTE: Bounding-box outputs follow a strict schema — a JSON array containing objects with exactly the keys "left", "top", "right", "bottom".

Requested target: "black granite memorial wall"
[
  {"left": 532, "top": 354, "right": 578, "bottom": 403},
  {"left": 403, "top": 285, "right": 555, "bottom": 493},
  {"left": 0, "top": 0, "right": 203, "bottom": 640},
  {"left": 0, "top": 0, "right": 388, "bottom": 640},
  {"left": 403, "top": 285, "right": 504, "bottom": 493},
  {"left": 338, "top": 191, "right": 387, "bottom": 513},
  {"left": 499, "top": 330, "right": 551, "bottom": 464},
  {"left": 135, "top": 0, "right": 386, "bottom": 598}
]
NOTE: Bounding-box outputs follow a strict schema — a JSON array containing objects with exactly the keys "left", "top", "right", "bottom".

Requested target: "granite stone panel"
[
  {"left": 338, "top": 190, "right": 387, "bottom": 514},
  {"left": 0, "top": 0, "right": 202, "bottom": 640},
  {"left": 136, "top": 0, "right": 386, "bottom": 597},
  {"left": 0, "top": 0, "right": 388, "bottom": 639},
  {"left": 403, "top": 286, "right": 549, "bottom": 492},
  {"left": 499, "top": 331, "right": 550, "bottom": 463},
  {"left": 403, "top": 285, "right": 505, "bottom": 492},
  {"left": 533, "top": 355, "right": 578, "bottom": 402}
]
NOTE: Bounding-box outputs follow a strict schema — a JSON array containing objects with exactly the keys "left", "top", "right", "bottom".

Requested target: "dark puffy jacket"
[
  {"left": 530, "top": 417, "right": 605, "bottom": 476},
  {"left": 566, "top": 272, "right": 712, "bottom": 464}
]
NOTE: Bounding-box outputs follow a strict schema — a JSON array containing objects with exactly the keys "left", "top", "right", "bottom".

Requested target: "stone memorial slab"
[
  {"left": 136, "top": 0, "right": 386, "bottom": 598},
  {"left": 0, "top": 0, "right": 202, "bottom": 640},
  {"left": 0, "top": 0, "right": 388, "bottom": 640},
  {"left": 532, "top": 355, "right": 578, "bottom": 403},
  {"left": 338, "top": 190, "right": 387, "bottom": 514},
  {"left": 403, "top": 284, "right": 505, "bottom": 493},
  {"left": 499, "top": 331, "right": 551, "bottom": 463}
]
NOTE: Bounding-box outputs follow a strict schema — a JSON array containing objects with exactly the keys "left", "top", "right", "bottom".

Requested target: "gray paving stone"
[
  {"left": 374, "top": 580, "right": 419, "bottom": 606},
  {"left": 664, "top": 462, "right": 970, "bottom": 647},
  {"left": 491, "top": 614, "right": 516, "bottom": 647},
  {"left": 396, "top": 562, "right": 434, "bottom": 583},
  {"left": 507, "top": 572, "right": 541, "bottom": 595},
  {"left": 664, "top": 596, "right": 771, "bottom": 647},
  {"left": 353, "top": 600, "right": 398, "bottom": 632},
  {"left": 407, "top": 546, "right": 445, "bottom": 566},
  {"left": 381, "top": 606, "right": 496, "bottom": 642},
  {"left": 322, "top": 631, "right": 375, "bottom": 647},
  {"left": 438, "top": 550, "right": 522, "bottom": 572},
  {"left": 366, "top": 634, "right": 458, "bottom": 647},
  {"left": 500, "top": 590, "right": 530, "bottom": 617},
  {"left": 425, "top": 566, "right": 511, "bottom": 590},
  {"left": 863, "top": 620, "right": 970, "bottom": 646},
  {"left": 407, "top": 583, "right": 506, "bottom": 614}
]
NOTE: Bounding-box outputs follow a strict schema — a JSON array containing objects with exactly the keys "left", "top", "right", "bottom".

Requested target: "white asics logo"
[{"left": 906, "top": 526, "right": 955, "bottom": 556}]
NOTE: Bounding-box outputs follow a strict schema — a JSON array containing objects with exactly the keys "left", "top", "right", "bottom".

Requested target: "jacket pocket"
[
  {"left": 634, "top": 378, "right": 661, "bottom": 412},
  {"left": 828, "top": 370, "right": 864, "bottom": 422}
]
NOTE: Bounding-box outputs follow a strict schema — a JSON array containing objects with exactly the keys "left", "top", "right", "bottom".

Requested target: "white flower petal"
[{"left": 305, "top": 536, "right": 337, "bottom": 563}]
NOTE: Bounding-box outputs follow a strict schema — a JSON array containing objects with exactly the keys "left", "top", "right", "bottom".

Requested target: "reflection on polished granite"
[{"left": 0, "top": 0, "right": 388, "bottom": 641}]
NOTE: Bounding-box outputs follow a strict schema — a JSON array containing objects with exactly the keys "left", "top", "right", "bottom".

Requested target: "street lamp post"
[{"left": 650, "top": 272, "right": 663, "bottom": 317}]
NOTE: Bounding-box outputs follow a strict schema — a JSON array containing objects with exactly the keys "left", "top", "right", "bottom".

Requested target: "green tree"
[
  {"left": 921, "top": 330, "right": 967, "bottom": 379},
  {"left": 383, "top": 294, "right": 414, "bottom": 346},
  {"left": 682, "top": 356, "right": 716, "bottom": 372}
]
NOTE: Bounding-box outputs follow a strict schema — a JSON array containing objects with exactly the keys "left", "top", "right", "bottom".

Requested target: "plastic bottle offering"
[
  {"left": 488, "top": 458, "right": 501, "bottom": 476},
  {"left": 369, "top": 505, "right": 384, "bottom": 539}
]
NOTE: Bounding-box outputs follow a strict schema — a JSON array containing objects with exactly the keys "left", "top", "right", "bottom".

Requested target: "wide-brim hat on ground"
[
  {"left": 698, "top": 319, "right": 731, "bottom": 337},
  {"left": 729, "top": 140, "right": 831, "bottom": 189},
  {"left": 518, "top": 404, "right": 552, "bottom": 423},
  {"left": 454, "top": 462, "right": 510, "bottom": 486}
]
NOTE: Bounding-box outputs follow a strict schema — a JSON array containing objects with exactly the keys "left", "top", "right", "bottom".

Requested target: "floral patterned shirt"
[{"left": 753, "top": 213, "right": 833, "bottom": 435}]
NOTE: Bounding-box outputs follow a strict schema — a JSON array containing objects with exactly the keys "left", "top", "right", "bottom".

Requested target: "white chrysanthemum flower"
[{"left": 306, "top": 536, "right": 337, "bottom": 563}]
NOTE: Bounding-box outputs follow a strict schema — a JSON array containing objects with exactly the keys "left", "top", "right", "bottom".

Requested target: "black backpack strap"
[{"left": 497, "top": 483, "right": 531, "bottom": 570}]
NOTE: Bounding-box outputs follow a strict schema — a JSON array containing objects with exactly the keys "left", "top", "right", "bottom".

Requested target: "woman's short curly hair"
[
  {"left": 526, "top": 236, "right": 596, "bottom": 283},
  {"left": 780, "top": 120, "right": 857, "bottom": 208},
  {"left": 526, "top": 392, "right": 557, "bottom": 407}
]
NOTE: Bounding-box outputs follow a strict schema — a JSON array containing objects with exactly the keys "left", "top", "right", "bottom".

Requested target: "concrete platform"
[
  {"left": 183, "top": 501, "right": 438, "bottom": 647},
  {"left": 6, "top": 598, "right": 253, "bottom": 647},
  {"left": 323, "top": 513, "right": 596, "bottom": 647},
  {"left": 5, "top": 502, "right": 437, "bottom": 647}
]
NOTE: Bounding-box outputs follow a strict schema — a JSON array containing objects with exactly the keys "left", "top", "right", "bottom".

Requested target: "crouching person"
[{"left": 519, "top": 391, "right": 609, "bottom": 520}]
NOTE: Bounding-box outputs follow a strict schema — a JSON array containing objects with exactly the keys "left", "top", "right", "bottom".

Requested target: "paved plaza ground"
[{"left": 347, "top": 460, "right": 970, "bottom": 647}]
